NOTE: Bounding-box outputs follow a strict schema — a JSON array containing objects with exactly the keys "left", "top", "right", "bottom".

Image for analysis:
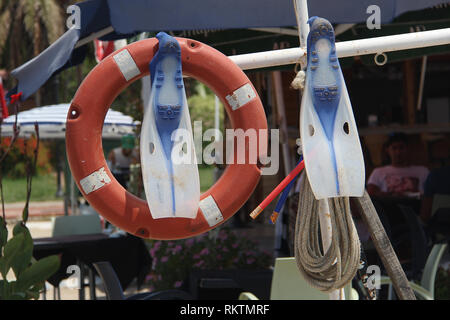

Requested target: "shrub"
[
  {"left": 145, "top": 226, "right": 272, "bottom": 292},
  {"left": 0, "top": 220, "right": 60, "bottom": 300},
  {"left": 0, "top": 137, "right": 52, "bottom": 178}
]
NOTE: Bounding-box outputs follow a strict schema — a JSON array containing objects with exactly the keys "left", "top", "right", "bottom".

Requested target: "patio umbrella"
[
  {"left": 1, "top": 103, "right": 138, "bottom": 215},
  {"left": 0, "top": 103, "right": 137, "bottom": 139}
]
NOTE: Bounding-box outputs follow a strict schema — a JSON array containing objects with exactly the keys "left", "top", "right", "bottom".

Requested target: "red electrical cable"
[{"left": 250, "top": 160, "right": 305, "bottom": 219}]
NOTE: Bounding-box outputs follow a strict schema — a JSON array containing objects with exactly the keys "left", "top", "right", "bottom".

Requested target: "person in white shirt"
[
  {"left": 367, "top": 132, "right": 429, "bottom": 198},
  {"left": 107, "top": 134, "right": 139, "bottom": 188}
]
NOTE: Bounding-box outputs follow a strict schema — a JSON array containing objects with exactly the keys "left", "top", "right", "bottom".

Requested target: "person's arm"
[
  {"left": 107, "top": 149, "right": 116, "bottom": 168},
  {"left": 367, "top": 168, "right": 385, "bottom": 196},
  {"left": 367, "top": 183, "right": 404, "bottom": 198},
  {"left": 367, "top": 183, "right": 383, "bottom": 196}
]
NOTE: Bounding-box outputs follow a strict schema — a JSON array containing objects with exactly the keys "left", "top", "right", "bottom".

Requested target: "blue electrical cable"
[{"left": 270, "top": 155, "right": 303, "bottom": 224}]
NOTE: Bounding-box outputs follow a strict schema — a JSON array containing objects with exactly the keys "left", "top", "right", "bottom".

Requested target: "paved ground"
[{"left": 3, "top": 200, "right": 64, "bottom": 220}]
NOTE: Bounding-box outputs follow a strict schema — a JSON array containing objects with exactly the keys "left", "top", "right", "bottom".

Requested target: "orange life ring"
[{"left": 66, "top": 37, "right": 268, "bottom": 240}]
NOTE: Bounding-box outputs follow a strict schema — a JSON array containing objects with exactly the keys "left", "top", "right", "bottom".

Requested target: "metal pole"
[
  {"left": 294, "top": 1, "right": 309, "bottom": 48},
  {"left": 214, "top": 95, "right": 223, "bottom": 164},
  {"left": 272, "top": 70, "right": 292, "bottom": 258},
  {"left": 74, "top": 26, "right": 114, "bottom": 48},
  {"left": 214, "top": 95, "right": 220, "bottom": 141},
  {"left": 318, "top": 199, "right": 345, "bottom": 300},
  {"left": 70, "top": 175, "right": 76, "bottom": 215},
  {"left": 230, "top": 46, "right": 306, "bottom": 71},
  {"left": 416, "top": 56, "right": 428, "bottom": 111},
  {"left": 272, "top": 71, "right": 292, "bottom": 175},
  {"left": 229, "top": 28, "right": 450, "bottom": 71}
]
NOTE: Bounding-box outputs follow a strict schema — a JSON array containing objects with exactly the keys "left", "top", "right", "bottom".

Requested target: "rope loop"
[
  {"left": 294, "top": 173, "right": 361, "bottom": 292},
  {"left": 374, "top": 52, "right": 388, "bottom": 66}
]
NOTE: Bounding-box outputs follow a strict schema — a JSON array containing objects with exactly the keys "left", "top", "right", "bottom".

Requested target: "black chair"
[
  {"left": 427, "top": 207, "right": 450, "bottom": 243},
  {"left": 93, "top": 261, "right": 194, "bottom": 300},
  {"left": 188, "top": 269, "right": 273, "bottom": 300},
  {"left": 369, "top": 198, "right": 424, "bottom": 270},
  {"left": 397, "top": 204, "right": 430, "bottom": 280}
]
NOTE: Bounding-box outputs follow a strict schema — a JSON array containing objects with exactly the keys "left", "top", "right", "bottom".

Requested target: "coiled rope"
[{"left": 294, "top": 173, "right": 361, "bottom": 292}]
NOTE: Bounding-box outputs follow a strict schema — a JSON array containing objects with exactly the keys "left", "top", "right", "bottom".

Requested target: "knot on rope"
[
  {"left": 294, "top": 173, "right": 361, "bottom": 293},
  {"left": 290, "top": 70, "right": 306, "bottom": 90}
]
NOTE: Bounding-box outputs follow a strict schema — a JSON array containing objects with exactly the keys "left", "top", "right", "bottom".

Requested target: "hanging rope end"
[
  {"left": 269, "top": 211, "right": 279, "bottom": 224},
  {"left": 290, "top": 70, "right": 306, "bottom": 90},
  {"left": 249, "top": 206, "right": 262, "bottom": 219}
]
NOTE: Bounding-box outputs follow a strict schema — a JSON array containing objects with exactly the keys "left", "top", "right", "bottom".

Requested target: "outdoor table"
[{"left": 33, "top": 233, "right": 151, "bottom": 300}]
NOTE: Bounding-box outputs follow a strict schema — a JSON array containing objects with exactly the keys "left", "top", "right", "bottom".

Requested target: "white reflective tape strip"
[
  {"left": 113, "top": 49, "right": 141, "bottom": 81},
  {"left": 80, "top": 167, "right": 111, "bottom": 195},
  {"left": 225, "top": 83, "right": 257, "bottom": 111},
  {"left": 199, "top": 195, "right": 224, "bottom": 227}
]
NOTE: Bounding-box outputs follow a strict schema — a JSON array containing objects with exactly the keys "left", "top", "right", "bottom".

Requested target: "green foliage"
[
  {"left": 188, "top": 81, "right": 224, "bottom": 133},
  {"left": 0, "top": 137, "right": 52, "bottom": 179},
  {"left": 0, "top": 107, "right": 59, "bottom": 300},
  {"left": 110, "top": 76, "right": 144, "bottom": 122},
  {"left": 199, "top": 166, "right": 214, "bottom": 192},
  {"left": 145, "top": 226, "right": 273, "bottom": 292},
  {"left": 187, "top": 81, "right": 225, "bottom": 169},
  {"left": 0, "top": 0, "right": 64, "bottom": 91},
  {"left": 0, "top": 220, "right": 60, "bottom": 300},
  {"left": 2, "top": 173, "right": 58, "bottom": 203}
]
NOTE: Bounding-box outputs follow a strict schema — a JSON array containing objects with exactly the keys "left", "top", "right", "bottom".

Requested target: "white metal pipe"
[
  {"left": 229, "top": 47, "right": 306, "bottom": 71},
  {"left": 293, "top": 0, "right": 310, "bottom": 49},
  {"left": 293, "top": 0, "right": 310, "bottom": 70},
  {"left": 229, "top": 28, "right": 450, "bottom": 70},
  {"left": 336, "top": 28, "right": 450, "bottom": 58},
  {"left": 75, "top": 26, "right": 114, "bottom": 48},
  {"left": 248, "top": 27, "right": 299, "bottom": 36},
  {"left": 318, "top": 199, "right": 345, "bottom": 300},
  {"left": 214, "top": 95, "right": 220, "bottom": 140}
]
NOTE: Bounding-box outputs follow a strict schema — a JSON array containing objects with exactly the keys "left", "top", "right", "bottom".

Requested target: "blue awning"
[{"left": 8, "top": 0, "right": 449, "bottom": 103}]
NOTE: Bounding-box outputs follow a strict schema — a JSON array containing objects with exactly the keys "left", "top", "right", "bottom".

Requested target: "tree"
[{"left": 0, "top": 0, "right": 64, "bottom": 104}]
